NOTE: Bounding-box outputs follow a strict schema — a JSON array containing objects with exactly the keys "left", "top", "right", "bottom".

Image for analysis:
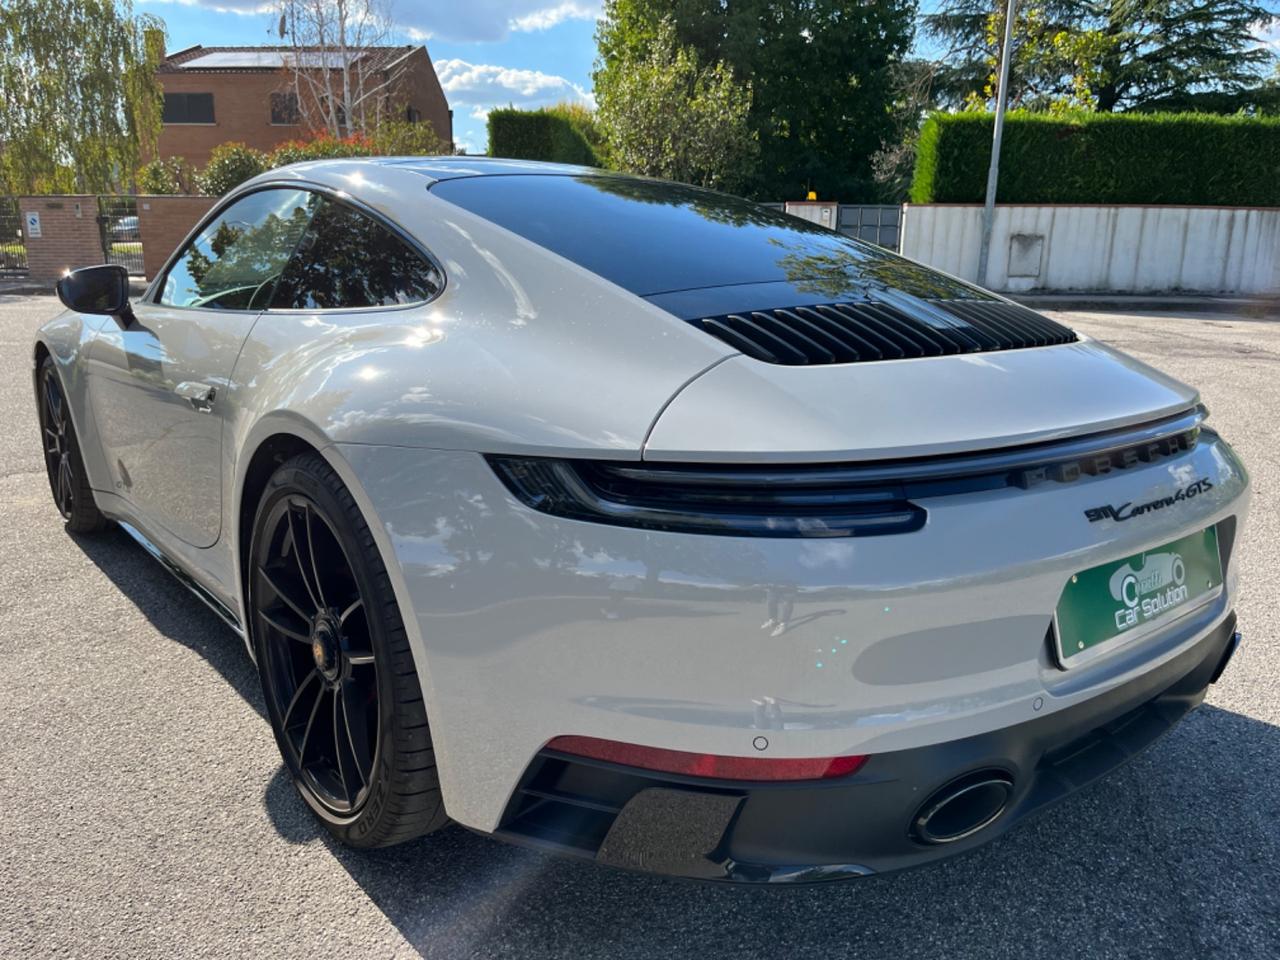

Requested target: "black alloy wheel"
[
  {"left": 251, "top": 453, "right": 447, "bottom": 847},
  {"left": 256, "top": 492, "right": 377, "bottom": 815},
  {"left": 37, "top": 357, "right": 105, "bottom": 533}
]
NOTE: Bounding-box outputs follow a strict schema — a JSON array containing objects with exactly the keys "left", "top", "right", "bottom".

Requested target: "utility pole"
[{"left": 976, "top": 0, "right": 1017, "bottom": 289}]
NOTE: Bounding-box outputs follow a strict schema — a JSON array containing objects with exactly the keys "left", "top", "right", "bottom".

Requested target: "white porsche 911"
[{"left": 35, "top": 158, "right": 1248, "bottom": 881}]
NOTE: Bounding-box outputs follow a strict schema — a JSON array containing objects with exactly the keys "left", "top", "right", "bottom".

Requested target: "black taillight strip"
[
  {"left": 488, "top": 457, "right": 925, "bottom": 538},
  {"left": 487, "top": 406, "right": 1206, "bottom": 538}
]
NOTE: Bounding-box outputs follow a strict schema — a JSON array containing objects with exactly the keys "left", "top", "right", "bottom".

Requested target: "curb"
[
  {"left": 1011, "top": 294, "right": 1279, "bottom": 316},
  {"left": 0, "top": 282, "right": 51, "bottom": 297}
]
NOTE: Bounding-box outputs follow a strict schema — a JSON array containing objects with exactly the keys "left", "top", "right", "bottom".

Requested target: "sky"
[
  {"left": 137, "top": 0, "right": 1279, "bottom": 155},
  {"left": 136, "top": 0, "right": 605, "bottom": 154}
]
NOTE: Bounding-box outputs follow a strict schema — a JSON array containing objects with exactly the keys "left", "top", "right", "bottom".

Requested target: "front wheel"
[
  {"left": 37, "top": 356, "right": 105, "bottom": 534},
  {"left": 249, "top": 452, "right": 448, "bottom": 847}
]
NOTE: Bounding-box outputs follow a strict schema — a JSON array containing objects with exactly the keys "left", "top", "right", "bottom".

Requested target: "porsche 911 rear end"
[
  {"left": 350, "top": 403, "right": 1245, "bottom": 882},
  {"left": 335, "top": 163, "right": 1250, "bottom": 881}
]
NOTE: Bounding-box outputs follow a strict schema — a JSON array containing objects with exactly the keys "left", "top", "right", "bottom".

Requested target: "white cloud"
[
  {"left": 510, "top": 1, "right": 601, "bottom": 33},
  {"left": 435, "top": 58, "right": 595, "bottom": 112},
  {"left": 138, "top": 0, "right": 273, "bottom": 16},
  {"left": 142, "top": 0, "right": 601, "bottom": 43},
  {"left": 1253, "top": 19, "right": 1280, "bottom": 53},
  {"left": 404, "top": 1, "right": 602, "bottom": 42}
]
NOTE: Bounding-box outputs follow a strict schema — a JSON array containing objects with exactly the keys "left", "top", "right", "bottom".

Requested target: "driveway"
[{"left": 2, "top": 294, "right": 1277, "bottom": 959}]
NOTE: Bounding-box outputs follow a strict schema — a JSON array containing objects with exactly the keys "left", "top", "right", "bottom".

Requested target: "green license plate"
[{"left": 1054, "top": 526, "right": 1222, "bottom": 666}]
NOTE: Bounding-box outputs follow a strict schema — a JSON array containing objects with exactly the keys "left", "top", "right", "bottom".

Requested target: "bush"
[
  {"left": 371, "top": 120, "right": 449, "bottom": 156},
  {"left": 136, "top": 157, "right": 192, "bottom": 195},
  {"left": 487, "top": 106, "right": 600, "bottom": 166},
  {"left": 196, "top": 142, "right": 268, "bottom": 196},
  {"left": 200, "top": 122, "right": 452, "bottom": 194},
  {"left": 910, "top": 112, "right": 1280, "bottom": 206},
  {"left": 267, "top": 133, "right": 373, "bottom": 170}
]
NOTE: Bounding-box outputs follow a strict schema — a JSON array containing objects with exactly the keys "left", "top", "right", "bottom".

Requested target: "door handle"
[{"left": 176, "top": 381, "right": 217, "bottom": 412}]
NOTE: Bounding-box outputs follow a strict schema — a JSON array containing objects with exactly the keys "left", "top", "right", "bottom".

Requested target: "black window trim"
[
  {"left": 162, "top": 91, "right": 216, "bottom": 125},
  {"left": 144, "top": 180, "right": 447, "bottom": 315}
]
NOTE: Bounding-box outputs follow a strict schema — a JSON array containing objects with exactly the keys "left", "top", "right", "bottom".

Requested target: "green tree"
[
  {"left": 595, "top": 0, "right": 917, "bottom": 201},
  {"left": 0, "top": 0, "right": 165, "bottom": 193},
  {"left": 924, "top": 0, "right": 1279, "bottom": 114},
  {"left": 596, "top": 20, "right": 757, "bottom": 189}
]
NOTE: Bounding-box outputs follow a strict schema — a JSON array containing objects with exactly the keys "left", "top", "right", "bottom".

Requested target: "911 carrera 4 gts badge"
[{"left": 1084, "top": 477, "right": 1213, "bottom": 523}]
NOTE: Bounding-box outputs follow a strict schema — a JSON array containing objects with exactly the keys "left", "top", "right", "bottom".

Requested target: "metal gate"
[
  {"left": 838, "top": 205, "right": 901, "bottom": 251},
  {"left": 767, "top": 202, "right": 903, "bottom": 252},
  {"left": 0, "top": 198, "right": 28, "bottom": 277},
  {"left": 97, "top": 196, "right": 144, "bottom": 275}
]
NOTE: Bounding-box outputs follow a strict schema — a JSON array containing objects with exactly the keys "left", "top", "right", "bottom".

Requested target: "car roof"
[{"left": 273, "top": 156, "right": 603, "bottom": 185}]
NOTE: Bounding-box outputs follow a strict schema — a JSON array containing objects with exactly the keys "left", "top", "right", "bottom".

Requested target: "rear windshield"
[{"left": 429, "top": 174, "right": 885, "bottom": 297}]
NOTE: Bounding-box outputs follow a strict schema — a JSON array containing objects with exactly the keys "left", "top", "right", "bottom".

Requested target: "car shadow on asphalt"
[
  {"left": 71, "top": 526, "right": 1280, "bottom": 958},
  {"left": 73, "top": 524, "right": 267, "bottom": 719}
]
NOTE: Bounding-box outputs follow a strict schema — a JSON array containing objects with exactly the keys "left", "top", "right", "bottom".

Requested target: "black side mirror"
[{"left": 56, "top": 264, "right": 134, "bottom": 323}]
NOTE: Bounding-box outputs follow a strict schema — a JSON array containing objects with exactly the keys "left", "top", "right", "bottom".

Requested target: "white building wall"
[{"left": 900, "top": 204, "right": 1280, "bottom": 295}]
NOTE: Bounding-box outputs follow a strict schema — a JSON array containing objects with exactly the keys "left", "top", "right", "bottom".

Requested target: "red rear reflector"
[{"left": 545, "top": 735, "right": 867, "bottom": 781}]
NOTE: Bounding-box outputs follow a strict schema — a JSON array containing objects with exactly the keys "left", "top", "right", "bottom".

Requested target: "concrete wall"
[
  {"left": 901, "top": 204, "right": 1280, "bottom": 295},
  {"left": 137, "top": 196, "right": 218, "bottom": 281},
  {"left": 17, "top": 196, "right": 102, "bottom": 286}
]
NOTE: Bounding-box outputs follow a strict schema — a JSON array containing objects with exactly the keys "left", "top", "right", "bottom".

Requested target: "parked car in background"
[
  {"left": 33, "top": 158, "right": 1248, "bottom": 881},
  {"left": 109, "top": 215, "right": 139, "bottom": 242}
]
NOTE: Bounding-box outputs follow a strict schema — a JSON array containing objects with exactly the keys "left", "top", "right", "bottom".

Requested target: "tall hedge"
[
  {"left": 487, "top": 108, "right": 600, "bottom": 166},
  {"left": 910, "top": 112, "right": 1280, "bottom": 206}
]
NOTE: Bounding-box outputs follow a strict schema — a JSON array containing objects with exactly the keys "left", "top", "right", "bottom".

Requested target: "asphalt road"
[{"left": 3, "top": 293, "right": 1278, "bottom": 959}]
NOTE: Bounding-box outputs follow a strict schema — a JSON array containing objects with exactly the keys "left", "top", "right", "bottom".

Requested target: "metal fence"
[
  {"left": 97, "top": 196, "right": 144, "bottom": 276},
  {"left": 764, "top": 202, "right": 902, "bottom": 251},
  {"left": 0, "top": 198, "right": 28, "bottom": 277},
  {"left": 839, "top": 204, "right": 901, "bottom": 251}
]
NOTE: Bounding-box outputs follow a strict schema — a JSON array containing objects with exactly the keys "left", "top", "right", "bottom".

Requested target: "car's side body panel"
[
  {"left": 85, "top": 303, "right": 262, "bottom": 548},
  {"left": 214, "top": 164, "right": 733, "bottom": 454},
  {"left": 338, "top": 433, "right": 1248, "bottom": 833}
]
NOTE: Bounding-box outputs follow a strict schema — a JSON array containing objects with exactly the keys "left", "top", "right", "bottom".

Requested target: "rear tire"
[
  {"left": 249, "top": 452, "right": 449, "bottom": 847},
  {"left": 37, "top": 357, "right": 106, "bottom": 534}
]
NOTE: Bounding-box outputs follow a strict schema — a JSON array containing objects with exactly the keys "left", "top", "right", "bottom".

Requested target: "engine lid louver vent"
[{"left": 696, "top": 297, "right": 1077, "bottom": 365}]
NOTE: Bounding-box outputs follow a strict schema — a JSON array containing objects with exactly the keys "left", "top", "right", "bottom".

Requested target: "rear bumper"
[{"left": 494, "top": 612, "right": 1239, "bottom": 882}]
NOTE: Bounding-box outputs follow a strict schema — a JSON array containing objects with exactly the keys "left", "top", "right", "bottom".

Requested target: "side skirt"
[{"left": 117, "top": 520, "right": 245, "bottom": 639}]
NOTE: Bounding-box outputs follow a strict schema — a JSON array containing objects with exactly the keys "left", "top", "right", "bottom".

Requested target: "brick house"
[{"left": 155, "top": 43, "right": 453, "bottom": 167}]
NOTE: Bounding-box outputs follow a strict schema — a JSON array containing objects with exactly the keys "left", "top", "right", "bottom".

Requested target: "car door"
[{"left": 86, "top": 188, "right": 318, "bottom": 548}]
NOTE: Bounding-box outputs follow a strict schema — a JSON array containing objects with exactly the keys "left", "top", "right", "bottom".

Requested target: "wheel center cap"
[{"left": 311, "top": 622, "right": 341, "bottom": 681}]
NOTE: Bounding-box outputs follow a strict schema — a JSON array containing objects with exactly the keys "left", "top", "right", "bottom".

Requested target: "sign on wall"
[{"left": 23, "top": 211, "right": 41, "bottom": 239}]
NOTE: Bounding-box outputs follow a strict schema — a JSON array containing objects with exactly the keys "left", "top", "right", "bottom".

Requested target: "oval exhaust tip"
[{"left": 912, "top": 770, "right": 1014, "bottom": 845}]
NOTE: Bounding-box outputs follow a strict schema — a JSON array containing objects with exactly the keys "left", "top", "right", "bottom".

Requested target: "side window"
[
  {"left": 270, "top": 198, "right": 442, "bottom": 310},
  {"left": 160, "top": 189, "right": 317, "bottom": 310},
  {"left": 162, "top": 93, "right": 215, "bottom": 124},
  {"left": 270, "top": 92, "right": 300, "bottom": 125}
]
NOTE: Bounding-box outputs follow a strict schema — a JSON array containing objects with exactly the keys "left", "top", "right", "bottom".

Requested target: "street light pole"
[{"left": 976, "top": 0, "right": 1018, "bottom": 289}]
